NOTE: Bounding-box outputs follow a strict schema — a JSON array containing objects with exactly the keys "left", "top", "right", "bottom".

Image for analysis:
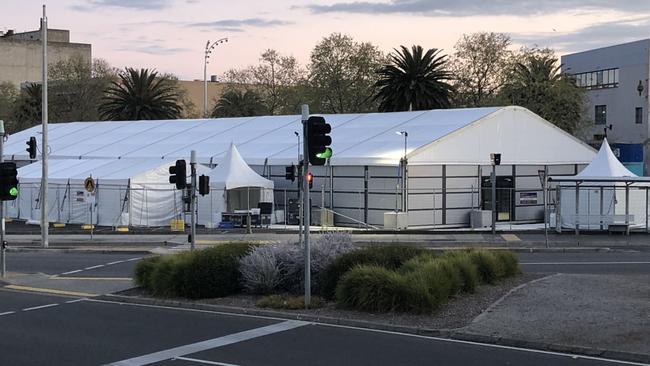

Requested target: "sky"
[{"left": 2, "top": 1, "right": 650, "bottom": 81}]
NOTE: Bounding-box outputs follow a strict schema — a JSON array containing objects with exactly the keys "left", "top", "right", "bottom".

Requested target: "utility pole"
[
  {"left": 301, "top": 105, "right": 311, "bottom": 308},
  {"left": 0, "top": 120, "right": 6, "bottom": 277},
  {"left": 190, "top": 150, "right": 197, "bottom": 251},
  {"left": 41, "top": 5, "right": 49, "bottom": 248}
]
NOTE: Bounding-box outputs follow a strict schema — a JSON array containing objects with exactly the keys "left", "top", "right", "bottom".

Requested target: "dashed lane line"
[
  {"left": 60, "top": 269, "right": 83, "bottom": 275},
  {"left": 52, "top": 276, "right": 133, "bottom": 281},
  {"left": 84, "top": 264, "right": 106, "bottom": 270},
  {"left": 56, "top": 256, "right": 144, "bottom": 277},
  {"left": 0, "top": 311, "right": 16, "bottom": 316},
  {"left": 173, "top": 356, "right": 240, "bottom": 366},
  {"left": 22, "top": 303, "right": 59, "bottom": 312}
]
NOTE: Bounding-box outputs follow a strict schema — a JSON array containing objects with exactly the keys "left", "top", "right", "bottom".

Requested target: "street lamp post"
[
  {"left": 396, "top": 131, "right": 408, "bottom": 212},
  {"left": 203, "top": 37, "right": 228, "bottom": 118}
]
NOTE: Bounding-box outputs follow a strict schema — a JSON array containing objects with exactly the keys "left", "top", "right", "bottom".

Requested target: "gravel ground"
[
  {"left": 120, "top": 273, "right": 542, "bottom": 331},
  {"left": 462, "top": 273, "right": 650, "bottom": 356}
]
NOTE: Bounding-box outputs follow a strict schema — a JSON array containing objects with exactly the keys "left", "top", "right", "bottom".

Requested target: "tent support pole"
[
  {"left": 646, "top": 187, "right": 648, "bottom": 233},
  {"left": 625, "top": 183, "right": 630, "bottom": 236},
  {"left": 575, "top": 182, "right": 580, "bottom": 239},
  {"left": 600, "top": 187, "right": 604, "bottom": 231}
]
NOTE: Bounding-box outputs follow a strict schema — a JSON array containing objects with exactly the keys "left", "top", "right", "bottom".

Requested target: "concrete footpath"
[{"left": 5, "top": 231, "right": 650, "bottom": 253}]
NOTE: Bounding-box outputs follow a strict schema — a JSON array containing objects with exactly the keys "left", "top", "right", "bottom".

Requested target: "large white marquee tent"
[{"left": 3, "top": 106, "right": 600, "bottom": 228}]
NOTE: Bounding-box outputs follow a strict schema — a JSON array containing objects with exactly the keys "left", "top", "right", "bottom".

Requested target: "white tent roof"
[
  {"left": 576, "top": 138, "right": 637, "bottom": 177},
  {"left": 208, "top": 144, "right": 274, "bottom": 190},
  {"left": 4, "top": 106, "right": 596, "bottom": 166},
  {"left": 18, "top": 158, "right": 211, "bottom": 184}
]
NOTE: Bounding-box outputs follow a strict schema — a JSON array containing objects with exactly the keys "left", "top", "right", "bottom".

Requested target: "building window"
[
  {"left": 636, "top": 107, "right": 643, "bottom": 124},
  {"left": 595, "top": 105, "right": 607, "bottom": 125},
  {"left": 573, "top": 68, "right": 619, "bottom": 89}
]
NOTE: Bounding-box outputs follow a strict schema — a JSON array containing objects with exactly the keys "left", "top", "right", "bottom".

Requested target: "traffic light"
[
  {"left": 285, "top": 164, "right": 295, "bottom": 182},
  {"left": 307, "top": 116, "right": 332, "bottom": 166},
  {"left": 26, "top": 136, "right": 37, "bottom": 160},
  {"left": 306, "top": 171, "right": 313, "bottom": 189},
  {"left": 169, "top": 159, "right": 187, "bottom": 189},
  {"left": 199, "top": 175, "right": 210, "bottom": 196},
  {"left": 0, "top": 162, "right": 19, "bottom": 201}
]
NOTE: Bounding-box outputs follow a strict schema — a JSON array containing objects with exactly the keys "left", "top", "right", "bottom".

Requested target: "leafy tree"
[
  {"left": 0, "top": 82, "right": 18, "bottom": 131},
  {"left": 307, "top": 33, "right": 385, "bottom": 113},
  {"left": 99, "top": 68, "right": 182, "bottom": 120},
  {"left": 224, "top": 49, "right": 306, "bottom": 115},
  {"left": 450, "top": 32, "right": 513, "bottom": 107},
  {"left": 49, "top": 56, "right": 117, "bottom": 122},
  {"left": 12, "top": 83, "right": 42, "bottom": 132},
  {"left": 211, "top": 89, "right": 267, "bottom": 118},
  {"left": 374, "top": 45, "right": 453, "bottom": 112},
  {"left": 499, "top": 52, "right": 586, "bottom": 134}
]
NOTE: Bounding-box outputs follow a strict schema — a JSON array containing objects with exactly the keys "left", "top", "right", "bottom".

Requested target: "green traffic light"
[
  {"left": 316, "top": 147, "right": 332, "bottom": 159},
  {"left": 9, "top": 187, "right": 18, "bottom": 197}
]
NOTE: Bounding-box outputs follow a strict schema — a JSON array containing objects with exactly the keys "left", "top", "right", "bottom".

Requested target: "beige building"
[
  {"left": 0, "top": 28, "right": 91, "bottom": 87},
  {"left": 177, "top": 79, "right": 242, "bottom": 117}
]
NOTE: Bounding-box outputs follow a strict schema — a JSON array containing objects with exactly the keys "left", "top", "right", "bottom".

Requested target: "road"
[
  {"left": 5, "top": 252, "right": 143, "bottom": 278},
  {"left": 0, "top": 288, "right": 642, "bottom": 366},
  {"left": 518, "top": 251, "right": 650, "bottom": 274},
  {"left": 0, "top": 250, "right": 648, "bottom": 365}
]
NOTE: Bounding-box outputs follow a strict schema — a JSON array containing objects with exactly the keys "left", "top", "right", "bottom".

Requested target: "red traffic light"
[{"left": 306, "top": 172, "right": 313, "bottom": 189}]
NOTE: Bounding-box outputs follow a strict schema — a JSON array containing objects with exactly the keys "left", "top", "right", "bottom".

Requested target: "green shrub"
[
  {"left": 468, "top": 250, "right": 504, "bottom": 284},
  {"left": 335, "top": 264, "right": 435, "bottom": 313},
  {"left": 134, "top": 256, "right": 162, "bottom": 289},
  {"left": 493, "top": 250, "right": 520, "bottom": 277},
  {"left": 178, "top": 243, "right": 254, "bottom": 299},
  {"left": 139, "top": 243, "right": 255, "bottom": 299},
  {"left": 320, "top": 245, "right": 426, "bottom": 300},
  {"left": 443, "top": 253, "right": 480, "bottom": 293},
  {"left": 256, "top": 294, "right": 324, "bottom": 310},
  {"left": 399, "top": 252, "right": 439, "bottom": 273}
]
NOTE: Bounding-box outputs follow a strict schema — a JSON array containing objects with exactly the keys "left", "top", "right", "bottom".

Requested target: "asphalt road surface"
[
  {"left": 0, "top": 289, "right": 642, "bottom": 366},
  {"left": 5, "top": 252, "right": 144, "bottom": 278},
  {"left": 518, "top": 251, "right": 650, "bottom": 274}
]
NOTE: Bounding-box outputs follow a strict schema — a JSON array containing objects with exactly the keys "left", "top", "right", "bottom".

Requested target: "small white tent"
[
  {"left": 198, "top": 144, "right": 274, "bottom": 226},
  {"left": 10, "top": 159, "right": 210, "bottom": 227},
  {"left": 557, "top": 139, "right": 647, "bottom": 229}
]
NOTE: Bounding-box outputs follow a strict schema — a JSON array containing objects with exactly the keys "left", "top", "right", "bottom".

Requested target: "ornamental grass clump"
[
  {"left": 335, "top": 264, "right": 435, "bottom": 313},
  {"left": 320, "top": 245, "right": 427, "bottom": 300},
  {"left": 468, "top": 250, "right": 504, "bottom": 284}
]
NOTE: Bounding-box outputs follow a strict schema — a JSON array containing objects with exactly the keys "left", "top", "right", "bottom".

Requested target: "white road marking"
[
  {"left": 61, "top": 269, "right": 83, "bottom": 275},
  {"left": 107, "top": 260, "right": 126, "bottom": 265},
  {"left": 125, "top": 257, "right": 143, "bottom": 262},
  {"left": 521, "top": 261, "right": 650, "bottom": 265},
  {"left": 65, "top": 298, "right": 86, "bottom": 304},
  {"left": 0, "top": 311, "right": 16, "bottom": 316},
  {"left": 173, "top": 356, "right": 240, "bottom": 366},
  {"left": 90, "top": 298, "right": 644, "bottom": 366},
  {"left": 106, "top": 320, "right": 309, "bottom": 366},
  {"left": 84, "top": 264, "right": 105, "bottom": 270},
  {"left": 22, "top": 303, "right": 59, "bottom": 312}
]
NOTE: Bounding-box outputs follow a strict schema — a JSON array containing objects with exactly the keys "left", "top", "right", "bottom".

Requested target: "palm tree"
[
  {"left": 12, "top": 83, "right": 42, "bottom": 131},
  {"left": 374, "top": 45, "right": 453, "bottom": 112},
  {"left": 211, "top": 89, "right": 267, "bottom": 118},
  {"left": 99, "top": 68, "right": 182, "bottom": 120}
]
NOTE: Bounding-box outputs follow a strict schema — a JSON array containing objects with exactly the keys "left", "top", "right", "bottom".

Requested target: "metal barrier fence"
[{"left": 9, "top": 181, "right": 649, "bottom": 232}]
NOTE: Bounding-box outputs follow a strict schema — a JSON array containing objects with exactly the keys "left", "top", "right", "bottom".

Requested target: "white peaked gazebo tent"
[
  {"left": 551, "top": 139, "right": 650, "bottom": 232},
  {"left": 198, "top": 144, "right": 274, "bottom": 226},
  {"left": 9, "top": 158, "right": 210, "bottom": 227}
]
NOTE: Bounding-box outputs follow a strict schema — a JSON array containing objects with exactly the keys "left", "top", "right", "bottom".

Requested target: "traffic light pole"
[
  {"left": 301, "top": 104, "right": 311, "bottom": 308},
  {"left": 0, "top": 120, "right": 5, "bottom": 277},
  {"left": 190, "top": 150, "right": 197, "bottom": 251},
  {"left": 41, "top": 6, "right": 49, "bottom": 248}
]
